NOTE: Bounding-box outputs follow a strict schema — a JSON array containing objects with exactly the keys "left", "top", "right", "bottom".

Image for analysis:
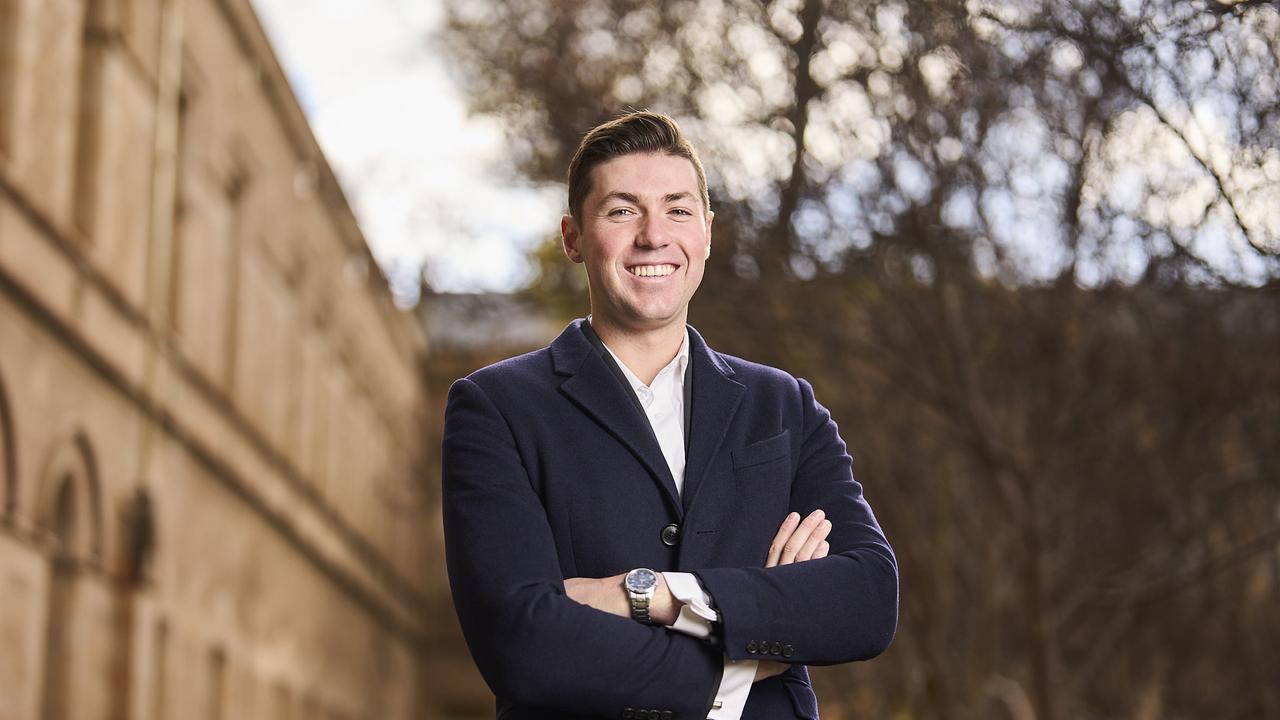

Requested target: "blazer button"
[
  {"left": 622, "top": 709, "right": 634, "bottom": 719},
  {"left": 746, "top": 641, "right": 758, "bottom": 654},
  {"left": 771, "top": 641, "right": 782, "bottom": 655},
  {"left": 660, "top": 523, "right": 681, "bottom": 546},
  {"left": 662, "top": 712, "right": 673, "bottom": 720},
  {"left": 783, "top": 643, "right": 794, "bottom": 658}
]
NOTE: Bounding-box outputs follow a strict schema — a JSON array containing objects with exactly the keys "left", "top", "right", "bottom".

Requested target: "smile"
[{"left": 628, "top": 264, "right": 677, "bottom": 277}]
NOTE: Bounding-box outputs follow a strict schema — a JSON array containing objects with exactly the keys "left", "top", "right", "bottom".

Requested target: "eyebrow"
[
  {"left": 600, "top": 191, "right": 641, "bottom": 206},
  {"left": 598, "top": 191, "right": 697, "bottom": 206}
]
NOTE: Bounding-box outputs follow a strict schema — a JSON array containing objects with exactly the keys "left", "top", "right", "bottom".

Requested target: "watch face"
[{"left": 625, "top": 568, "right": 658, "bottom": 593}]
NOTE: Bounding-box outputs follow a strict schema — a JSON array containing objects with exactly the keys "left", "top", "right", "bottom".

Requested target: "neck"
[{"left": 588, "top": 315, "right": 686, "bottom": 386}]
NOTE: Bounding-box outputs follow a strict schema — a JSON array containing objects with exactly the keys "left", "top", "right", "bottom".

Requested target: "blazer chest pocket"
[{"left": 732, "top": 430, "right": 791, "bottom": 470}]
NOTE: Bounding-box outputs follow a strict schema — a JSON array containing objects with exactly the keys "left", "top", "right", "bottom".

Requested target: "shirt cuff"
[
  {"left": 663, "top": 572, "right": 719, "bottom": 640},
  {"left": 706, "top": 658, "right": 757, "bottom": 720}
]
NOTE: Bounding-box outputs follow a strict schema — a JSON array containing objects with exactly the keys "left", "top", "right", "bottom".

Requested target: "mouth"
[{"left": 627, "top": 263, "right": 678, "bottom": 278}]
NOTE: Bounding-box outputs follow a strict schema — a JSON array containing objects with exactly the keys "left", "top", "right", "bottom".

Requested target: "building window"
[
  {"left": 0, "top": 0, "right": 18, "bottom": 157},
  {"left": 34, "top": 431, "right": 103, "bottom": 720},
  {"left": 72, "top": 0, "right": 108, "bottom": 237},
  {"left": 272, "top": 682, "right": 293, "bottom": 720},
  {"left": 40, "top": 474, "right": 87, "bottom": 720},
  {"left": 151, "top": 619, "right": 169, "bottom": 720},
  {"left": 0, "top": 371, "right": 14, "bottom": 521},
  {"left": 206, "top": 647, "right": 226, "bottom": 720},
  {"left": 34, "top": 433, "right": 102, "bottom": 561}
]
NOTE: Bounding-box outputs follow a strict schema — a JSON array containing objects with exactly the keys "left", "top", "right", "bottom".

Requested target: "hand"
[
  {"left": 750, "top": 510, "right": 830, "bottom": 684},
  {"left": 765, "top": 509, "right": 831, "bottom": 567},
  {"left": 755, "top": 660, "right": 789, "bottom": 682},
  {"left": 564, "top": 572, "right": 680, "bottom": 626}
]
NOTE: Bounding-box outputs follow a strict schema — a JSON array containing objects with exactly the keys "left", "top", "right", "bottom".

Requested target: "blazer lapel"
[
  {"left": 552, "top": 320, "right": 683, "bottom": 518},
  {"left": 681, "top": 327, "right": 745, "bottom": 513}
]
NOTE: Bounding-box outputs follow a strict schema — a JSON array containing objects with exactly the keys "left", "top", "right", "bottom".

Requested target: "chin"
[{"left": 634, "top": 312, "right": 685, "bottom": 330}]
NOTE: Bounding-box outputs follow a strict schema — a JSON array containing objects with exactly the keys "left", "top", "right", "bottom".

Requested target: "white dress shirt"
[{"left": 599, "top": 328, "right": 758, "bottom": 720}]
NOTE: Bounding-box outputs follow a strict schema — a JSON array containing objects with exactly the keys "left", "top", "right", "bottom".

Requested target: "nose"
[{"left": 634, "top": 213, "right": 668, "bottom": 248}]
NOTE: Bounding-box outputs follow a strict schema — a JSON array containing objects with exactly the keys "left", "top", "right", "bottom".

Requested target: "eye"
[
  {"left": 670, "top": 208, "right": 693, "bottom": 217},
  {"left": 607, "top": 207, "right": 636, "bottom": 217}
]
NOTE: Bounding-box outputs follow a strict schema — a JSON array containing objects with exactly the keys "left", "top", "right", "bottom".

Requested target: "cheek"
[
  {"left": 588, "top": 234, "right": 627, "bottom": 265},
  {"left": 689, "top": 237, "right": 710, "bottom": 266},
  {"left": 685, "top": 261, "right": 707, "bottom": 291}
]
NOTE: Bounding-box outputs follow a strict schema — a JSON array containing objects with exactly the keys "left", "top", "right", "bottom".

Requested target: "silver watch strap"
[{"left": 630, "top": 589, "right": 653, "bottom": 624}]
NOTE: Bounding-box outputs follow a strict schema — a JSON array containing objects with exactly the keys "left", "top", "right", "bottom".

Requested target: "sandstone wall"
[{"left": 0, "top": 0, "right": 456, "bottom": 717}]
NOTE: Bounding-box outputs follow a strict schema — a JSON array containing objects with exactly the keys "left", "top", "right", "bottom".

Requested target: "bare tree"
[{"left": 440, "top": 1, "right": 1280, "bottom": 717}]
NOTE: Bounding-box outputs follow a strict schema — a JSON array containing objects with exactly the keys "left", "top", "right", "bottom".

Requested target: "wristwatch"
[{"left": 623, "top": 568, "right": 659, "bottom": 624}]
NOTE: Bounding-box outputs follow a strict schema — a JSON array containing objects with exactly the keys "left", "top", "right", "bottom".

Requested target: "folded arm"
[
  {"left": 554, "top": 375, "right": 896, "bottom": 677},
  {"left": 443, "top": 378, "right": 721, "bottom": 718},
  {"left": 565, "top": 507, "right": 834, "bottom": 680},
  {"left": 695, "top": 378, "right": 899, "bottom": 665},
  {"left": 563, "top": 508, "right": 834, "bottom": 720}
]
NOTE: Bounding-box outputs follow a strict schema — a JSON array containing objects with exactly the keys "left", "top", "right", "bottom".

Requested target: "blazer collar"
[
  {"left": 550, "top": 318, "right": 736, "bottom": 379},
  {"left": 550, "top": 319, "right": 744, "bottom": 516},
  {"left": 682, "top": 326, "right": 745, "bottom": 512}
]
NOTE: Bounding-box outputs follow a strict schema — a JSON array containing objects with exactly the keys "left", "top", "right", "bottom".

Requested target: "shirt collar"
[{"left": 589, "top": 316, "right": 690, "bottom": 393}]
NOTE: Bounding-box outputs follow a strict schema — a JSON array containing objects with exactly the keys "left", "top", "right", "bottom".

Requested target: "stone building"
[{"left": 0, "top": 0, "right": 464, "bottom": 717}]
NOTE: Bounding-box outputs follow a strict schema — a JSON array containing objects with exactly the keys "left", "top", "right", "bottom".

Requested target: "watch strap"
[{"left": 630, "top": 589, "right": 653, "bottom": 624}]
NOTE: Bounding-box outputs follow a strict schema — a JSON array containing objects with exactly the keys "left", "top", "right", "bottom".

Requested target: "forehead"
[{"left": 586, "top": 152, "right": 702, "bottom": 202}]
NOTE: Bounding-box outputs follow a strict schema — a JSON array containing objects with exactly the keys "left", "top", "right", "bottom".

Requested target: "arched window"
[
  {"left": 34, "top": 430, "right": 103, "bottom": 720},
  {"left": 41, "top": 472, "right": 79, "bottom": 720},
  {"left": 33, "top": 432, "right": 102, "bottom": 562}
]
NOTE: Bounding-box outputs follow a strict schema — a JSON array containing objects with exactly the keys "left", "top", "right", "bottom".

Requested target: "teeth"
[{"left": 629, "top": 264, "right": 675, "bottom": 277}]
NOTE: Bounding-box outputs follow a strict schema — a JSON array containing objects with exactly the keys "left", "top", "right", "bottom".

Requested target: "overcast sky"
[
  {"left": 249, "top": 0, "right": 1275, "bottom": 304},
  {"left": 250, "top": 0, "right": 562, "bottom": 306}
]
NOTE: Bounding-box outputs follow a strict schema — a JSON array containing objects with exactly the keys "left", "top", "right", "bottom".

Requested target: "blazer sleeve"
[
  {"left": 442, "top": 377, "right": 723, "bottom": 718},
  {"left": 694, "top": 377, "right": 899, "bottom": 666}
]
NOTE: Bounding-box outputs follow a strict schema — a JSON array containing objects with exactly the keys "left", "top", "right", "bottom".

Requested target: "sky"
[
  {"left": 248, "top": 0, "right": 1275, "bottom": 303},
  {"left": 249, "top": 0, "right": 563, "bottom": 306}
]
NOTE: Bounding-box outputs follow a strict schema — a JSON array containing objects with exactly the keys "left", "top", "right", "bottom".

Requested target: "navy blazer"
[{"left": 442, "top": 319, "right": 897, "bottom": 720}]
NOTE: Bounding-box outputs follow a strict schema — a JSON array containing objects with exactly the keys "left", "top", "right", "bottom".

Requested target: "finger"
[
  {"left": 779, "top": 509, "right": 825, "bottom": 565},
  {"left": 794, "top": 519, "right": 831, "bottom": 562},
  {"left": 564, "top": 578, "right": 587, "bottom": 604},
  {"left": 765, "top": 512, "right": 801, "bottom": 567},
  {"left": 795, "top": 519, "right": 832, "bottom": 562},
  {"left": 814, "top": 540, "right": 830, "bottom": 560}
]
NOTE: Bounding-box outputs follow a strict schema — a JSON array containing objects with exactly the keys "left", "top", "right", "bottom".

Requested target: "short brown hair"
[{"left": 566, "top": 111, "right": 709, "bottom": 220}]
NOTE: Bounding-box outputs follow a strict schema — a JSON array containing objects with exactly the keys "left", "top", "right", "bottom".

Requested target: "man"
[{"left": 442, "top": 111, "right": 897, "bottom": 719}]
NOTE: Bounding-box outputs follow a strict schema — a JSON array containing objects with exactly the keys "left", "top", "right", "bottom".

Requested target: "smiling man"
[{"left": 442, "top": 111, "right": 898, "bottom": 720}]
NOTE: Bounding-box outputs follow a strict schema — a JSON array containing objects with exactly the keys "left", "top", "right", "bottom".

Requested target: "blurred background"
[{"left": 0, "top": 0, "right": 1276, "bottom": 719}]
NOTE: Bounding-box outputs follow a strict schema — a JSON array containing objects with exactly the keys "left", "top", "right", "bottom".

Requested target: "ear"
[
  {"left": 704, "top": 209, "right": 714, "bottom": 257},
  {"left": 561, "top": 215, "right": 584, "bottom": 263}
]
